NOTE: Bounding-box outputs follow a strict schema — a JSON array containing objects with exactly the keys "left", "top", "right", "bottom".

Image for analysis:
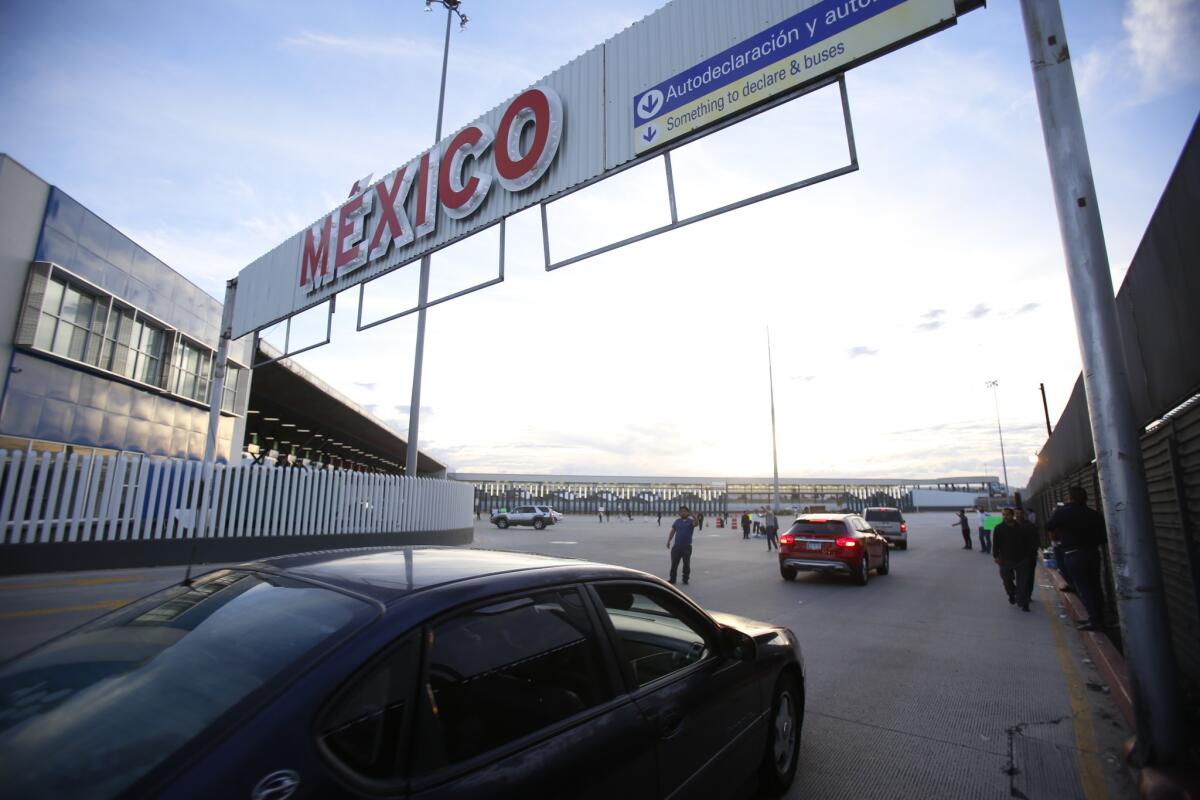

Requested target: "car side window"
[
  {"left": 319, "top": 632, "right": 420, "bottom": 781},
  {"left": 594, "top": 584, "right": 712, "bottom": 688},
  {"left": 411, "top": 588, "right": 612, "bottom": 774}
]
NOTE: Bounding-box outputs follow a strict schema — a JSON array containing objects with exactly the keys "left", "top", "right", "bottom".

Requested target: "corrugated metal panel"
[{"left": 234, "top": 0, "right": 960, "bottom": 337}]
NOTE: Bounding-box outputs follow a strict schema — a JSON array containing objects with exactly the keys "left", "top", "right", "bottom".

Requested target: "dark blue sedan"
[{"left": 0, "top": 548, "right": 805, "bottom": 799}]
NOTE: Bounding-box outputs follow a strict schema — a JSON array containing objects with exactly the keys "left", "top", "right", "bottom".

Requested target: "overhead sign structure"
[
  {"left": 632, "top": 0, "right": 955, "bottom": 154},
  {"left": 233, "top": 0, "right": 964, "bottom": 340}
]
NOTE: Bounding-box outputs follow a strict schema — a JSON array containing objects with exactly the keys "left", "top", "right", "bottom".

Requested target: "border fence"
[
  {"left": 1025, "top": 118, "right": 1200, "bottom": 725},
  {"left": 0, "top": 450, "right": 473, "bottom": 574}
]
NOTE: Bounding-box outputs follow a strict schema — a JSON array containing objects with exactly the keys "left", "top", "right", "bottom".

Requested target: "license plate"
[{"left": 806, "top": 542, "right": 823, "bottom": 551}]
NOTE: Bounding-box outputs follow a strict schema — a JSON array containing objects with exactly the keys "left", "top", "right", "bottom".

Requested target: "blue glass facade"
[
  {"left": 36, "top": 188, "right": 222, "bottom": 344},
  {"left": 0, "top": 179, "right": 249, "bottom": 462}
]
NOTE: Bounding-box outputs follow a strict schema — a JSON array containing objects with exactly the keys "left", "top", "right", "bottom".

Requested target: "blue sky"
[{"left": 1, "top": 0, "right": 1197, "bottom": 485}]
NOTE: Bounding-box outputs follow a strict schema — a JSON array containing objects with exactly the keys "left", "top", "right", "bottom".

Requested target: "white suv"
[
  {"left": 863, "top": 507, "right": 908, "bottom": 549},
  {"left": 490, "top": 505, "right": 559, "bottom": 530}
]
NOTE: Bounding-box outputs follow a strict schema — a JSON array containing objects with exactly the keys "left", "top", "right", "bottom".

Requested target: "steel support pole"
[
  {"left": 1019, "top": 0, "right": 1184, "bottom": 763},
  {"left": 193, "top": 278, "right": 237, "bottom": 555},
  {"left": 767, "top": 328, "right": 780, "bottom": 513},
  {"left": 1040, "top": 382, "right": 1053, "bottom": 437},
  {"left": 406, "top": 6, "right": 453, "bottom": 477}
]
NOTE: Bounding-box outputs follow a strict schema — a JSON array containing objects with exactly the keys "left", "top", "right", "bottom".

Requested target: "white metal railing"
[{"left": 0, "top": 449, "right": 472, "bottom": 544}]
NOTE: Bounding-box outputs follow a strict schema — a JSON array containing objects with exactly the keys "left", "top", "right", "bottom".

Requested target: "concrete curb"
[
  {"left": 1046, "top": 561, "right": 1200, "bottom": 798},
  {"left": 1045, "top": 563, "right": 1136, "bottom": 729}
]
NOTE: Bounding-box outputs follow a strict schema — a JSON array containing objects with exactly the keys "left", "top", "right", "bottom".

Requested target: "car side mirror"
[{"left": 719, "top": 627, "right": 756, "bottom": 662}]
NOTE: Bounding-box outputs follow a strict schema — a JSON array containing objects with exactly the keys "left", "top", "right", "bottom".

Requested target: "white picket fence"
[{"left": 0, "top": 449, "right": 472, "bottom": 545}]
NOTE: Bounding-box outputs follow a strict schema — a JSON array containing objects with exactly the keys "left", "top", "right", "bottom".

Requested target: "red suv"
[{"left": 779, "top": 513, "right": 890, "bottom": 586}]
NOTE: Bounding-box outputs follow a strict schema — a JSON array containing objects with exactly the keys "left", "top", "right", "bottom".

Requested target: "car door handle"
[{"left": 655, "top": 708, "right": 684, "bottom": 739}]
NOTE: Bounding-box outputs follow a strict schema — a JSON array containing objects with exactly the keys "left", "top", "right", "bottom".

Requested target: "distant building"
[{"left": 453, "top": 473, "right": 999, "bottom": 515}]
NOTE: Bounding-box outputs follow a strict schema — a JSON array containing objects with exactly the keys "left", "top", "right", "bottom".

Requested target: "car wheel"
[
  {"left": 899, "top": 541, "right": 908, "bottom": 550},
  {"left": 853, "top": 554, "right": 869, "bottom": 586},
  {"left": 780, "top": 566, "right": 797, "bottom": 581},
  {"left": 877, "top": 546, "right": 890, "bottom": 575},
  {"left": 496, "top": 518, "right": 509, "bottom": 529},
  {"left": 533, "top": 518, "right": 546, "bottom": 530},
  {"left": 759, "top": 673, "right": 803, "bottom": 794}
]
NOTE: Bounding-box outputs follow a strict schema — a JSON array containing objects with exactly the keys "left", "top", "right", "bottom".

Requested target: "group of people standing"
[{"left": 953, "top": 489, "right": 1107, "bottom": 629}]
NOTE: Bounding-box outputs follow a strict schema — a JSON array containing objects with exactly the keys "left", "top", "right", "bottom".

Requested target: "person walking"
[
  {"left": 1047, "top": 487, "right": 1107, "bottom": 631},
  {"left": 979, "top": 515, "right": 993, "bottom": 555},
  {"left": 696, "top": 512, "right": 704, "bottom": 530},
  {"left": 598, "top": 506, "right": 604, "bottom": 523},
  {"left": 657, "top": 510, "right": 663, "bottom": 527},
  {"left": 764, "top": 508, "right": 779, "bottom": 551},
  {"left": 953, "top": 510, "right": 972, "bottom": 549},
  {"left": 992, "top": 508, "right": 1038, "bottom": 611},
  {"left": 741, "top": 512, "right": 751, "bottom": 540},
  {"left": 666, "top": 505, "right": 696, "bottom": 586}
]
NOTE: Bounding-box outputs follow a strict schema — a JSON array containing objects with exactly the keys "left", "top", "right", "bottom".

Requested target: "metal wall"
[
  {"left": 1028, "top": 119, "right": 1200, "bottom": 489},
  {"left": 1027, "top": 118, "right": 1200, "bottom": 724}
]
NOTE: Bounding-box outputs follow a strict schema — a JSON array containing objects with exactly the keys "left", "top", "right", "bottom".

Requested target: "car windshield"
[
  {"left": 790, "top": 521, "right": 846, "bottom": 535},
  {"left": 864, "top": 509, "right": 902, "bottom": 522},
  {"left": 0, "top": 570, "right": 373, "bottom": 799}
]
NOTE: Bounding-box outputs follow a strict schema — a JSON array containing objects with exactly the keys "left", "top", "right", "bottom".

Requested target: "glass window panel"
[
  {"left": 67, "top": 324, "right": 88, "bottom": 361},
  {"left": 35, "top": 313, "right": 56, "bottom": 351},
  {"left": 413, "top": 589, "right": 612, "bottom": 773},
  {"left": 60, "top": 287, "right": 81, "bottom": 323},
  {"left": 50, "top": 320, "right": 72, "bottom": 357},
  {"left": 43, "top": 278, "right": 65, "bottom": 315}
]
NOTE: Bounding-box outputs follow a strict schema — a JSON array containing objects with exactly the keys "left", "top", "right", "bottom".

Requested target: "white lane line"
[{"left": 549, "top": 541, "right": 577, "bottom": 545}]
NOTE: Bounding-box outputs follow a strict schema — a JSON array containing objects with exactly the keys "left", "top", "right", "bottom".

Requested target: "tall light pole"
[
  {"left": 406, "top": 0, "right": 469, "bottom": 476},
  {"left": 766, "top": 328, "right": 780, "bottom": 513},
  {"left": 985, "top": 380, "right": 1009, "bottom": 493}
]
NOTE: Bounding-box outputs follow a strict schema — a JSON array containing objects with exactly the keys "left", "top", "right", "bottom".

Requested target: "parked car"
[
  {"left": 863, "top": 506, "right": 908, "bottom": 549},
  {"left": 490, "top": 504, "right": 558, "bottom": 529},
  {"left": 0, "top": 548, "right": 805, "bottom": 800},
  {"left": 779, "top": 513, "right": 891, "bottom": 585}
]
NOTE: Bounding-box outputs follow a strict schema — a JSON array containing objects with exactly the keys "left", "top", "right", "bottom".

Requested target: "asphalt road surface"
[{"left": 0, "top": 512, "right": 1135, "bottom": 799}]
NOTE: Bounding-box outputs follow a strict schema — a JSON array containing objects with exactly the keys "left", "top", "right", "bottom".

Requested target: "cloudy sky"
[{"left": 2, "top": 0, "right": 1197, "bottom": 486}]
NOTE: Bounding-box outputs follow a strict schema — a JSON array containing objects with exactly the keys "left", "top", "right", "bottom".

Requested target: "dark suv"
[{"left": 0, "top": 548, "right": 806, "bottom": 799}]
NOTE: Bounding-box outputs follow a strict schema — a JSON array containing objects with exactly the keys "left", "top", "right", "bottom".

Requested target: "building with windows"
[
  {"left": 0, "top": 155, "right": 251, "bottom": 461},
  {"left": 0, "top": 154, "right": 444, "bottom": 475}
]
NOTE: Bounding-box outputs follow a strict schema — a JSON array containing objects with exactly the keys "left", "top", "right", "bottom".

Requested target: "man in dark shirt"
[
  {"left": 741, "top": 512, "right": 751, "bottom": 540},
  {"left": 1046, "top": 486, "right": 1107, "bottom": 630},
  {"left": 953, "top": 510, "right": 972, "bottom": 549},
  {"left": 992, "top": 508, "right": 1039, "bottom": 611},
  {"left": 666, "top": 505, "right": 696, "bottom": 585}
]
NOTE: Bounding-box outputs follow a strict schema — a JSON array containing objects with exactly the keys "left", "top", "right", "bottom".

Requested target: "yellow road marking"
[
  {"left": 1038, "top": 579, "right": 1108, "bottom": 800},
  {"left": 0, "top": 598, "right": 132, "bottom": 619},
  {"left": 0, "top": 576, "right": 150, "bottom": 592}
]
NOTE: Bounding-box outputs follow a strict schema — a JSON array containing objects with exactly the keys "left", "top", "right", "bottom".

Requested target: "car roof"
[
  {"left": 864, "top": 507, "right": 900, "bottom": 511},
  {"left": 237, "top": 546, "right": 644, "bottom": 606},
  {"left": 795, "top": 513, "right": 852, "bottom": 520}
]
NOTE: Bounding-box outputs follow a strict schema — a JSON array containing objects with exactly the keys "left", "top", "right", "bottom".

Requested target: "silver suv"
[
  {"left": 490, "top": 505, "right": 559, "bottom": 530},
  {"left": 863, "top": 507, "right": 908, "bottom": 549}
]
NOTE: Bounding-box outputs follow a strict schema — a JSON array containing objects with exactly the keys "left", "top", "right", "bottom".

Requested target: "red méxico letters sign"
[{"left": 299, "top": 86, "right": 563, "bottom": 294}]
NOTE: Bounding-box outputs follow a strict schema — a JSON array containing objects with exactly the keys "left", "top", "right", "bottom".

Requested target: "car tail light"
[
  {"left": 835, "top": 536, "right": 859, "bottom": 549},
  {"left": 780, "top": 534, "right": 794, "bottom": 546},
  {"left": 900, "top": 523, "right": 908, "bottom": 533}
]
